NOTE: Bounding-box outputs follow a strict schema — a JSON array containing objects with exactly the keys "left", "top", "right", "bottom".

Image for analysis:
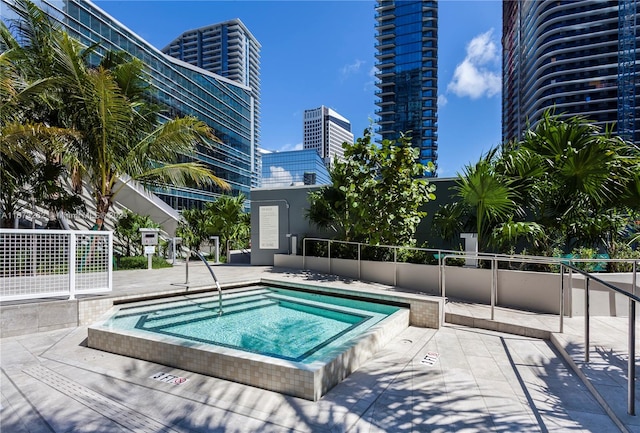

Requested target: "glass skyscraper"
[
  {"left": 14, "top": 0, "right": 259, "bottom": 210},
  {"left": 260, "top": 150, "right": 330, "bottom": 189},
  {"left": 502, "top": 0, "right": 639, "bottom": 144},
  {"left": 162, "top": 19, "right": 261, "bottom": 186},
  {"left": 374, "top": 0, "right": 439, "bottom": 175}
]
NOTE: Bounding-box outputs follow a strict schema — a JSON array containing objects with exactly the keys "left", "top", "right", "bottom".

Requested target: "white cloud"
[
  {"left": 281, "top": 142, "right": 302, "bottom": 151},
  {"left": 264, "top": 166, "right": 302, "bottom": 187},
  {"left": 340, "top": 59, "right": 365, "bottom": 81},
  {"left": 438, "top": 94, "right": 448, "bottom": 107},
  {"left": 447, "top": 29, "right": 501, "bottom": 99}
]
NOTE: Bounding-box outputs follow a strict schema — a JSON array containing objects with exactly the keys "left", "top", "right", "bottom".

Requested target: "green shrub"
[
  {"left": 117, "top": 255, "right": 172, "bottom": 270},
  {"left": 608, "top": 243, "right": 640, "bottom": 272}
]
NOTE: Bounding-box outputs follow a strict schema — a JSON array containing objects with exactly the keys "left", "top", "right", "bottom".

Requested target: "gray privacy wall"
[
  {"left": 250, "top": 185, "right": 333, "bottom": 265},
  {"left": 250, "top": 178, "right": 459, "bottom": 266}
]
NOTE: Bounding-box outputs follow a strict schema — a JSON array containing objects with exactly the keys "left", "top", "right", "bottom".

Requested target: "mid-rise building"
[
  {"left": 374, "top": 0, "right": 439, "bottom": 175},
  {"left": 163, "top": 20, "right": 261, "bottom": 181},
  {"left": 303, "top": 106, "right": 354, "bottom": 167},
  {"left": 20, "top": 0, "right": 259, "bottom": 210},
  {"left": 502, "top": 0, "right": 639, "bottom": 144},
  {"left": 260, "top": 149, "right": 331, "bottom": 188}
]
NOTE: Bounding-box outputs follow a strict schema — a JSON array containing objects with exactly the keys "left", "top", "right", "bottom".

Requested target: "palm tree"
[
  {"left": 5, "top": 0, "right": 229, "bottom": 230},
  {"left": 0, "top": 11, "right": 82, "bottom": 227},
  {"left": 520, "top": 110, "right": 636, "bottom": 249},
  {"left": 455, "top": 150, "right": 517, "bottom": 251}
]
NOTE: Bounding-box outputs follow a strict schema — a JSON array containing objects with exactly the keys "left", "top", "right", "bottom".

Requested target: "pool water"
[{"left": 104, "top": 287, "right": 400, "bottom": 363}]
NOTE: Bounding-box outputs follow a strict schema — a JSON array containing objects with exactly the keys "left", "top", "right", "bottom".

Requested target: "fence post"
[
  {"left": 108, "top": 232, "right": 113, "bottom": 292},
  {"left": 302, "top": 239, "right": 306, "bottom": 270},
  {"left": 490, "top": 258, "right": 496, "bottom": 320},
  {"left": 328, "top": 239, "right": 331, "bottom": 274},
  {"left": 394, "top": 247, "right": 397, "bottom": 287},
  {"left": 585, "top": 277, "right": 590, "bottom": 362},
  {"left": 560, "top": 264, "right": 564, "bottom": 333},
  {"left": 69, "top": 232, "right": 76, "bottom": 300},
  {"left": 628, "top": 299, "right": 636, "bottom": 415},
  {"left": 358, "top": 243, "right": 361, "bottom": 280}
]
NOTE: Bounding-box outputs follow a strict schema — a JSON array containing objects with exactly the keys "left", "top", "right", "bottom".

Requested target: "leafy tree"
[
  {"left": 307, "top": 128, "right": 436, "bottom": 246},
  {"left": 176, "top": 208, "right": 209, "bottom": 252},
  {"left": 0, "top": 4, "right": 83, "bottom": 227},
  {"left": 204, "top": 194, "right": 250, "bottom": 257},
  {"left": 114, "top": 210, "right": 159, "bottom": 256},
  {"left": 454, "top": 151, "right": 517, "bottom": 251},
  {"left": 3, "top": 0, "right": 230, "bottom": 230},
  {"left": 433, "top": 110, "right": 640, "bottom": 255}
]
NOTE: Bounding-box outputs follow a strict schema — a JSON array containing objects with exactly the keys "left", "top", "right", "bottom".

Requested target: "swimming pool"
[{"left": 88, "top": 283, "right": 410, "bottom": 400}]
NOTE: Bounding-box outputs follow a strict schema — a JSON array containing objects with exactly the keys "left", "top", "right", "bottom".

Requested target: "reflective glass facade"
[
  {"left": 163, "top": 19, "right": 261, "bottom": 186},
  {"left": 374, "top": 0, "right": 438, "bottom": 175},
  {"left": 260, "top": 150, "right": 331, "bottom": 189},
  {"left": 27, "top": 0, "right": 257, "bottom": 210},
  {"left": 502, "top": 0, "right": 639, "bottom": 144}
]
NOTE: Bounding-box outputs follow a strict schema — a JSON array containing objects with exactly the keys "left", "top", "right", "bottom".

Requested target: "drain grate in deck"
[{"left": 23, "top": 364, "right": 178, "bottom": 433}]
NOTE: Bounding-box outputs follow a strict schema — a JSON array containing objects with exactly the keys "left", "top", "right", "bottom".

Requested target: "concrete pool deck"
[{"left": 1, "top": 262, "right": 637, "bottom": 432}]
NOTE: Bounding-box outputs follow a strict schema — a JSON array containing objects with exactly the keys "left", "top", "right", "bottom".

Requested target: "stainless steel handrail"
[
  {"left": 301, "top": 236, "right": 639, "bottom": 416},
  {"left": 562, "top": 262, "right": 639, "bottom": 416},
  {"left": 194, "top": 251, "right": 223, "bottom": 315}
]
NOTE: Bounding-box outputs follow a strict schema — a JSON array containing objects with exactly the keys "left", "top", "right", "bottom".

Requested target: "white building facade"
[{"left": 303, "top": 106, "right": 354, "bottom": 167}]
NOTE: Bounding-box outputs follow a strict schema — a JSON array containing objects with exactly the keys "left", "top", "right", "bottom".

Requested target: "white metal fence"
[{"left": 0, "top": 229, "right": 113, "bottom": 301}]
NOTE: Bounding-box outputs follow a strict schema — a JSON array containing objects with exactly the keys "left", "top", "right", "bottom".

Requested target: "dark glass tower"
[
  {"left": 374, "top": 0, "right": 438, "bottom": 175},
  {"left": 502, "top": 0, "right": 639, "bottom": 144}
]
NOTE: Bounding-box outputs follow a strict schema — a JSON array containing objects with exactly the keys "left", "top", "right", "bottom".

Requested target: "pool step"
[{"left": 141, "top": 297, "right": 277, "bottom": 328}]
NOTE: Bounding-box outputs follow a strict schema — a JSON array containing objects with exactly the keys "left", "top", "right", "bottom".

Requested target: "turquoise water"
[{"left": 104, "top": 287, "right": 401, "bottom": 362}]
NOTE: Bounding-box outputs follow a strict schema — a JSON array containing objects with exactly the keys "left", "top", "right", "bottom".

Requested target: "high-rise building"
[
  {"left": 374, "top": 0, "right": 438, "bottom": 175},
  {"left": 303, "top": 106, "right": 354, "bottom": 166},
  {"left": 162, "top": 20, "right": 261, "bottom": 177},
  {"left": 260, "top": 149, "right": 331, "bottom": 189},
  {"left": 502, "top": 0, "right": 639, "bottom": 144},
  {"left": 16, "top": 0, "right": 259, "bottom": 210}
]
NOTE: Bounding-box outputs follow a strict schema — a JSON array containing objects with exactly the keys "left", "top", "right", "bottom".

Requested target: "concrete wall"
[
  {"left": 250, "top": 177, "right": 460, "bottom": 266},
  {"left": 250, "top": 185, "right": 333, "bottom": 265},
  {"left": 273, "top": 254, "right": 637, "bottom": 317}
]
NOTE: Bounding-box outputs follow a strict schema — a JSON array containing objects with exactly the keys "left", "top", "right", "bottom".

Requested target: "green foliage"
[
  {"left": 117, "top": 255, "right": 172, "bottom": 270},
  {"left": 177, "top": 194, "right": 250, "bottom": 256},
  {"left": 204, "top": 194, "right": 250, "bottom": 255},
  {"left": 2, "top": 0, "right": 228, "bottom": 229},
  {"left": 177, "top": 208, "right": 208, "bottom": 251},
  {"left": 307, "top": 128, "right": 436, "bottom": 246},
  {"left": 433, "top": 110, "right": 640, "bottom": 257},
  {"left": 114, "top": 210, "right": 159, "bottom": 256},
  {"left": 607, "top": 241, "right": 640, "bottom": 272}
]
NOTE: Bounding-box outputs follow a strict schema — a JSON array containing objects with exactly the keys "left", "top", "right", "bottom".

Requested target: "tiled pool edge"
[
  {"left": 87, "top": 307, "right": 410, "bottom": 401},
  {"left": 259, "top": 278, "right": 443, "bottom": 329}
]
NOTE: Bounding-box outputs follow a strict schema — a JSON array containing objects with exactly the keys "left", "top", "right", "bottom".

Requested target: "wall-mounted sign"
[{"left": 259, "top": 205, "right": 279, "bottom": 249}]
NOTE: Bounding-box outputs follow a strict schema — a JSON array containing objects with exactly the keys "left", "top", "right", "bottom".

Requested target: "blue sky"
[{"left": 94, "top": 0, "right": 503, "bottom": 178}]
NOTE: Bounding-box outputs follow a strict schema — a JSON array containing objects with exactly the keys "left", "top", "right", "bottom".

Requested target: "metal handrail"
[
  {"left": 561, "top": 262, "right": 638, "bottom": 416},
  {"left": 178, "top": 250, "right": 223, "bottom": 315},
  {"left": 301, "top": 237, "right": 639, "bottom": 415}
]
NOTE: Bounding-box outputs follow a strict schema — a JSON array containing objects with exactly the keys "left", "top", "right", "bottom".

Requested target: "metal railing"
[
  {"left": 177, "top": 250, "right": 223, "bottom": 315},
  {"left": 301, "top": 237, "right": 639, "bottom": 416},
  {"left": 562, "top": 262, "right": 639, "bottom": 416},
  {"left": 0, "top": 229, "right": 113, "bottom": 301}
]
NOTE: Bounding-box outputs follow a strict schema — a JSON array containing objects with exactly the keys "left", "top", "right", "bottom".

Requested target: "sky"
[{"left": 93, "top": 0, "right": 503, "bottom": 178}]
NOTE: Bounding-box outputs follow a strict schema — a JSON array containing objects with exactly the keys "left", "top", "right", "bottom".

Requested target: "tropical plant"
[
  {"left": 204, "top": 194, "right": 250, "bottom": 257},
  {"left": 177, "top": 208, "right": 209, "bottom": 251},
  {"left": 3, "top": 0, "right": 229, "bottom": 230},
  {"left": 435, "top": 110, "right": 640, "bottom": 256},
  {"left": 0, "top": 4, "right": 83, "bottom": 227},
  {"left": 114, "top": 210, "right": 159, "bottom": 256},
  {"left": 454, "top": 151, "right": 517, "bottom": 251},
  {"left": 307, "top": 128, "right": 436, "bottom": 246}
]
